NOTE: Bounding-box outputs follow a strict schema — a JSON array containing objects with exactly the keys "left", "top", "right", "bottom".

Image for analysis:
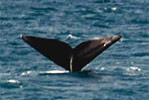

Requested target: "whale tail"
[{"left": 22, "top": 35, "right": 122, "bottom": 72}]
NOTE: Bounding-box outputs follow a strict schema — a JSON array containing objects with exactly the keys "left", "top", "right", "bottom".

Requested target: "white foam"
[
  {"left": 39, "top": 70, "right": 69, "bottom": 74},
  {"left": 104, "top": 7, "right": 107, "bottom": 10},
  {"left": 93, "top": 37, "right": 100, "bottom": 40},
  {"left": 21, "top": 71, "right": 32, "bottom": 76},
  {"left": 67, "top": 34, "right": 78, "bottom": 39},
  {"left": 111, "top": 7, "right": 117, "bottom": 11},
  {"left": 20, "top": 34, "right": 23, "bottom": 38},
  {"left": 100, "top": 67, "right": 105, "bottom": 71},
  {"left": 7, "top": 80, "right": 20, "bottom": 84},
  {"left": 126, "top": 66, "right": 141, "bottom": 72},
  {"left": 21, "top": 70, "right": 69, "bottom": 76}
]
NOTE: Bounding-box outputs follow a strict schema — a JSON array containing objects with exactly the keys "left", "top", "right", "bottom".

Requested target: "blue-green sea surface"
[{"left": 0, "top": 0, "right": 149, "bottom": 100}]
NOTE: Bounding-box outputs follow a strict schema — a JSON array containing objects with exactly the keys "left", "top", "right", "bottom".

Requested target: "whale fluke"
[{"left": 22, "top": 35, "right": 122, "bottom": 72}]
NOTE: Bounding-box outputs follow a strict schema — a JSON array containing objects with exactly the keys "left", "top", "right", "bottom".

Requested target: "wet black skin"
[{"left": 22, "top": 35, "right": 122, "bottom": 72}]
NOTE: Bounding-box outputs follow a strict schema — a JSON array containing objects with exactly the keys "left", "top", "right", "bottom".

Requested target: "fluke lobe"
[{"left": 22, "top": 35, "right": 122, "bottom": 72}]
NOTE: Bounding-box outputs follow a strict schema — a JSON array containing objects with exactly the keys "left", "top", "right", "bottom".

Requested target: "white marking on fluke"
[
  {"left": 101, "top": 39, "right": 111, "bottom": 47},
  {"left": 104, "top": 40, "right": 111, "bottom": 47},
  {"left": 70, "top": 56, "right": 73, "bottom": 72}
]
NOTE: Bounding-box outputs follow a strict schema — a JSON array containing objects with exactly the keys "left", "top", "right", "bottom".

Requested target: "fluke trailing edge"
[{"left": 22, "top": 35, "right": 122, "bottom": 72}]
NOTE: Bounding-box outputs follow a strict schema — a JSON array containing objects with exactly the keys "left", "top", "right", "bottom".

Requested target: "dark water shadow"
[{"left": 0, "top": 81, "right": 22, "bottom": 89}]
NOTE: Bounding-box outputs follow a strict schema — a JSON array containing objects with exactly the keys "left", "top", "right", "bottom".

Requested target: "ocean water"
[{"left": 0, "top": 0, "right": 149, "bottom": 100}]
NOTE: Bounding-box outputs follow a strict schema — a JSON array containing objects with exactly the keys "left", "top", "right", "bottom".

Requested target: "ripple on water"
[{"left": 0, "top": 0, "right": 149, "bottom": 100}]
